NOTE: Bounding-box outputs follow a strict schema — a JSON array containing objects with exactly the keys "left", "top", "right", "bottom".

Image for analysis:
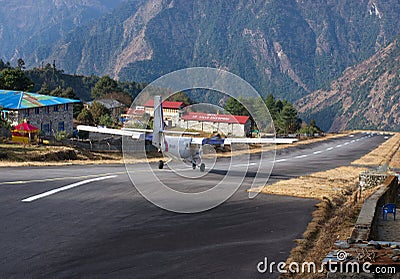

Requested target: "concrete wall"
[{"left": 351, "top": 176, "right": 399, "bottom": 241}]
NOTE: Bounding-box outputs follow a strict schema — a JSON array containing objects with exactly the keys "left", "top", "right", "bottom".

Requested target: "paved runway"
[{"left": 0, "top": 132, "right": 389, "bottom": 278}]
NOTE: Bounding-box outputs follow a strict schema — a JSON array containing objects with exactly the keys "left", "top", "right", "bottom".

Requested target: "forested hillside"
[{"left": 0, "top": 60, "right": 146, "bottom": 102}]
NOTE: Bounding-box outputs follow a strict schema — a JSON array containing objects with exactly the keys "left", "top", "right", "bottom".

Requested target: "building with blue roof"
[{"left": 0, "top": 90, "right": 80, "bottom": 135}]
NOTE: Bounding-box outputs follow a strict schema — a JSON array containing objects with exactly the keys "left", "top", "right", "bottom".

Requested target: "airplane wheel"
[
  {"left": 158, "top": 160, "right": 164, "bottom": 169},
  {"left": 192, "top": 163, "right": 196, "bottom": 170},
  {"left": 200, "top": 163, "right": 205, "bottom": 172}
]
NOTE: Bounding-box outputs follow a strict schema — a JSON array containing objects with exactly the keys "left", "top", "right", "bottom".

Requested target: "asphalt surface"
[{"left": 0, "top": 132, "right": 389, "bottom": 278}]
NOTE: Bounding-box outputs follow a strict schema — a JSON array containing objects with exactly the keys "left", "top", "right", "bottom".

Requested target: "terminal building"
[{"left": 180, "top": 112, "right": 251, "bottom": 137}]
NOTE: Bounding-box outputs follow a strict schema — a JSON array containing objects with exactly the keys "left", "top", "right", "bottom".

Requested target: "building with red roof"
[
  {"left": 180, "top": 112, "right": 251, "bottom": 137},
  {"left": 143, "top": 100, "right": 185, "bottom": 110},
  {"left": 143, "top": 100, "right": 186, "bottom": 127}
]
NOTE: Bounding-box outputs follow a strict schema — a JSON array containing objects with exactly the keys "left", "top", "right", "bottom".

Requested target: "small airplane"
[{"left": 77, "top": 96, "right": 297, "bottom": 172}]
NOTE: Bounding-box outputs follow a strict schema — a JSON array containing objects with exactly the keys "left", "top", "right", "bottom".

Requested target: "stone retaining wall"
[
  {"left": 359, "top": 171, "right": 388, "bottom": 190},
  {"left": 351, "top": 175, "right": 398, "bottom": 242}
]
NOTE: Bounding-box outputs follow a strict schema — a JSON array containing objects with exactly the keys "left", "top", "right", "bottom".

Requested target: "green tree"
[
  {"left": 0, "top": 59, "right": 7, "bottom": 70},
  {"left": 298, "top": 119, "right": 323, "bottom": 135},
  {"left": 37, "top": 81, "right": 50, "bottom": 95},
  {"left": 309, "top": 119, "right": 321, "bottom": 132},
  {"left": 225, "top": 97, "right": 249, "bottom": 116},
  {"left": 98, "top": 114, "right": 115, "bottom": 127},
  {"left": 264, "top": 94, "right": 278, "bottom": 120},
  {"left": 89, "top": 101, "right": 110, "bottom": 125},
  {"left": 0, "top": 68, "right": 34, "bottom": 91},
  {"left": 277, "top": 103, "right": 301, "bottom": 135},
  {"left": 167, "top": 92, "right": 192, "bottom": 105},
  {"left": 17, "top": 58, "right": 26, "bottom": 70},
  {"left": 0, "top": 106, "right": 10, "bottom": 129},
  {"left": 275, "top": 99, "right": 284, "bottom": 113},
  {"left": 91, "top": 75, "right": 119, "bottom": 99},
  {"left": 77, "top": 108, "right": 93, "bottom": 125},
  {"left": 50, "top": 86, "right": 76, "bottom": 99}
]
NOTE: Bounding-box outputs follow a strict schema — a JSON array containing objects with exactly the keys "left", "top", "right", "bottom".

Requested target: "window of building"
[
  {"left": 53, "top": 105, "right": 59, "bottom": 112},
  {"left": 64, "top": 103, "right": 69, "bottom": 111},
  {"left": 58, "top": 121, "right": 64, "bottom": 131},
  {"left": 34, "top": 107, "right": 40, "bottom": 114},
  {"left": 44, "top": 106, "right": 50, "bottom": 114},
  {"left": 42, "top": 123, "right": 50, "bottom": 133},
  {"left": 24, "top": 109, "right": 30, "bottom": 116}
]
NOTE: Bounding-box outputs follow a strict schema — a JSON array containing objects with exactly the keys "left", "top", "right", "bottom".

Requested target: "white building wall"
[{"left": 179, "top": 119, "right": 250, "bottom": 137}]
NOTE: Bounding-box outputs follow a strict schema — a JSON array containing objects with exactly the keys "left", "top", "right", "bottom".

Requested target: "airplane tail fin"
[{"left": 152, "top": 96, "right": 164, "bottom": 150}]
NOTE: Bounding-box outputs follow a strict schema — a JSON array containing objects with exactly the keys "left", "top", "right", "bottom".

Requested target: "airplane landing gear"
[{"left": 158, "top": 160, "right": 164, "bottom": 169}]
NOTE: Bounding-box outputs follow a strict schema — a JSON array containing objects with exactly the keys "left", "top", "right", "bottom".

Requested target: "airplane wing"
[
  {"left": 223, "top": 138, "right": 298, "bottom": 144},
  {"left": 78, "top": 125, "right": 297, "bottom": 144},
  {"left": 122, "top": 128, "right": 200, "bottom": 136},
  {"left": 190, "top": 137, "right": 297, "bottom": 145},
  {"left": 77, "top": 125, "right": 144, "bottom": 140}
]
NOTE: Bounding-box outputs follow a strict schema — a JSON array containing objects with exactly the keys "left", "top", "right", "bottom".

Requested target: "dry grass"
[
  {"left": 0, "top": 143, "right": 121, "bottom": 167},
  {"left": 256, "top": 166, "right": 366, "bottom": 200},
  {"left": 352, "top": 132, "right": 400, "bottom": 166},
  {"left": 283, "top": 196, "right": 364, "bottom": 279},
  {"left": 389, "top": 142, "right": 400, "bottom": 169}
]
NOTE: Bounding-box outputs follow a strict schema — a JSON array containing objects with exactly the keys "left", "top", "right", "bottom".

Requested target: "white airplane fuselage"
[{"left": 161, "top": 135, "right": 202, "bottom": 167}]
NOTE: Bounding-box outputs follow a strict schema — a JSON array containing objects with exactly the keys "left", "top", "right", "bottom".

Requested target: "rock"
[
  {"left": 334, "top": 240, "right": 350, "bottom": 249},
  {"left": 391, "top": 244, "right": 398, "bottom": 249},
  {"left": 393, "top": 249, "right": 400, "bottom": 256},
  {"left": 392, "top": 256, "right": 399, "bottom": 262},
  {"left": 347, "top": 238, "right": 355, "bottom": 244},
  {"left": 368, "top": 240, "right": 378, "bottom": 246}
]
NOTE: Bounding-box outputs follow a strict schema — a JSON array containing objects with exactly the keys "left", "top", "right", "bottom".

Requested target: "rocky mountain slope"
[
  {"left": 0, "top": 0, "right": 125, "bottom": 65},
  {"left": 296, "top": 38, "right": 400, "bottom": 132},
  {"left": 1, "top": 0, "right": 399, "bottom": 131},
  {"left": 38, "top": 0, "right": 400, "bottom": 102}
]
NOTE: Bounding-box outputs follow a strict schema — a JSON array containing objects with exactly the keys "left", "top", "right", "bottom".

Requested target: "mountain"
[
  {"left": 295, "top": 38, "right": 400, "bottom": 132},
  {"left": 34, "top": 0, "right": 400, "bottom": 102},
  {"left": 0, "top": 0, "right": 125, "bottom": 65}
]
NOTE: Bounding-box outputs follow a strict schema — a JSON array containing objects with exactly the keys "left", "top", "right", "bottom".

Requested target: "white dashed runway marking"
[
  {"left": 273, "top": 134, "right": 383, "bottom": 164},
  {"left": 22, "top": 175, "right": 117, "bottom": 202}
]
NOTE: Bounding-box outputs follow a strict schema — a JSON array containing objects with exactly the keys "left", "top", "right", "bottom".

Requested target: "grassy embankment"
[
  {"left": 0, "top": 143, "right": 124, "bottom": 167},
  {"left": 253, "top": 132, "right": 400, "bottom": 278}
]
